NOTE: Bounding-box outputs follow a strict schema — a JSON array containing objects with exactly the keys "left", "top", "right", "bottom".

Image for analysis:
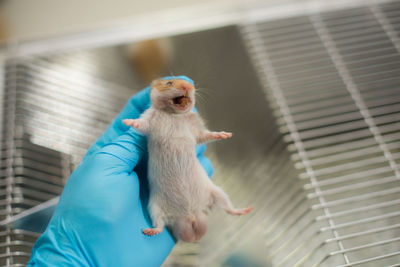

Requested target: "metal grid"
[
  {"left": 0, "top": 0, "right": 399, "bottom": 266},
  {"left": 241, "top": 0, "right": 400, "bottom": 266},
  {"left": 0, "top": 49, "right": 140, "bottom": 266}
]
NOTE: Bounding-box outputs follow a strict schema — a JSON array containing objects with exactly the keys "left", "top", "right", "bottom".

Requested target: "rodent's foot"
[
  {"left": 123, "top": 119, "right": 141, "bottom": 128},
  {"left": 228, "top": 206, "right": 253, "bottom": 216},
  {"left": 208, "top": 131, "right": 232, "bottom": 140},
  {"left": 143, "top": 227, "right": 163, "bottom": 236}
]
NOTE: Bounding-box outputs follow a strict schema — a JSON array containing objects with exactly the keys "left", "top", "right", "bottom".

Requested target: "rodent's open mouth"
[{"left": 172, "top": 95, "right": 191, "bottom": 109}]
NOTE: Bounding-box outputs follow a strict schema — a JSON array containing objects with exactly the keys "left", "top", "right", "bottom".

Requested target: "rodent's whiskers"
[
  {"left": 166, "top": 66, "right": 176, "bottom": 77},
  {"left": 195, "top": 90, "right": 209, "bottom": 104},
  {"left": 196, "top": 87, "right": 214, "bottom": 98},
  {"left": 195, "top": 93, "right": 206, "bottom": 104}
]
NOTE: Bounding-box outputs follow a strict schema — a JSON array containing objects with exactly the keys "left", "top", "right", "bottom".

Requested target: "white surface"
[
  {"left": 2, "top": 0, "right": 260, "bottom": 42},
  {"left": 1, "top": 0, "right": 389, "bottom": 58}
]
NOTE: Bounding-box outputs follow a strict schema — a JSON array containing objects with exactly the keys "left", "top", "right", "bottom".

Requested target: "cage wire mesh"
[
  {"left": 1, "top": 48, "right": 141, "bottom": 266},
  {"left": 239, "top": 0, "right": 400, "bottom": 266},
  {"left": 0, "top": 0, "right": 400, "bottom": 266}
]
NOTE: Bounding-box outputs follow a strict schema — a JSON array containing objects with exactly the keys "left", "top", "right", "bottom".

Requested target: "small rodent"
[{"left": 123, "top": 76, "right": 252, "bottom": 242}]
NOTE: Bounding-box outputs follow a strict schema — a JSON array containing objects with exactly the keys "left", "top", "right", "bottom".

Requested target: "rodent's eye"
[{"left": 166, "top": 81, "right": 173, "bottom": 86}]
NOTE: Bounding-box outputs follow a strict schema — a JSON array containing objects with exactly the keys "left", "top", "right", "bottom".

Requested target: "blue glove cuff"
[{"left": 159, "top": 76, "right": 194, "bottom": 86}]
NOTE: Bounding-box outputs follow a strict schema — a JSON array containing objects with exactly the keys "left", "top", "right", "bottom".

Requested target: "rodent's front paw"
[
  {"left": 208, "top": 131, "right": 232, "bottom": 140},
  {"left": 123, "top": 119, "right": 141, "bottom": 128}
]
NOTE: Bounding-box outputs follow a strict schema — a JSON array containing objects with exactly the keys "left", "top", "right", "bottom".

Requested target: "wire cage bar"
[
  {"left": 240, "top": 0, "right": 400, "bottom": 266},
  {"left": 0, "top": 0, "right": 399, "bottom": 266}
]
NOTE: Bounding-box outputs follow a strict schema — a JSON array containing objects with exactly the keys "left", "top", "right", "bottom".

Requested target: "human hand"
[{"left": 28, "top": 79, "right": 213, "bottom": 267}]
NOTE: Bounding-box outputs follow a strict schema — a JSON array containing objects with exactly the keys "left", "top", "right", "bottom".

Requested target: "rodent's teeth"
[{"left": 180, "top": 98, "right": 188, "bottom": 107}]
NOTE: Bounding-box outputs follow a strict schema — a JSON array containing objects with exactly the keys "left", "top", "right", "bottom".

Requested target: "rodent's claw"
[
  {"left": 210, "top": 131, "right": 232, "bottom": 140},
  {"left": 143, "top": 227, "right": 163, "bottom": 236},
  {"left": 220, "top": 131, "right": 233, "bottom": 139},
  {"left": 123, "top": 119, "right": 141, "bottom": 128}
]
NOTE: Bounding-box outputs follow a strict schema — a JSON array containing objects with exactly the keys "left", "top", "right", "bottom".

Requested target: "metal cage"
[{"left": 1, "top": 0, "right": 400, "bottom": 266}]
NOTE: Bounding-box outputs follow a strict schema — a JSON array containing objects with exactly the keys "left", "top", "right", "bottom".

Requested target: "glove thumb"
[{"left": 94, "top": 128, "right": 147, "bottom": 173}]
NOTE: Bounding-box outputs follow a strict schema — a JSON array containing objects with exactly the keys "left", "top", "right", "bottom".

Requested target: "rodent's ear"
[
  {"left": 150, "top": 79, "right": 163, "bottom": 90},
  {"left": 151, "top": 79, "right": 160, "bottom": 87}
]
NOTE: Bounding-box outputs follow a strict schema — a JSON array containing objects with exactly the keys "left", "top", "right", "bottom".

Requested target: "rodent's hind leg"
[
  {"left": 143, "top": 226, "right": 164, "bottom": 236},
  {"left": 143, "top": 201, "right": 165, "bottom": 236},
  {"left": 142, "top": 212, "right": 165, "bottom": 236},
  {"left": 210, "top": 186, "right": 253, "bottom": 216}
]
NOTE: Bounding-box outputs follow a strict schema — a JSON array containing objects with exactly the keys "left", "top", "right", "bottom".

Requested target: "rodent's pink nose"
[
  {"left": 179, "top": 81, "right": 194, "bottom": 93},
  {"left": 181, "top": 84, "right": 190, "bottom": 92}
]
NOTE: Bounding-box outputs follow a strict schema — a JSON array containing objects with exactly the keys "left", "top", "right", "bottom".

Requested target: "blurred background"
[{"left": 0, "top": 0, "right": 400, "bottom": 266}]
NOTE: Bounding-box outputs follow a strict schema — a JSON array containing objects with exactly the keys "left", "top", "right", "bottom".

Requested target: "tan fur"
[{"left": 152, "top": 79, "right": 194, "bottom": 92}]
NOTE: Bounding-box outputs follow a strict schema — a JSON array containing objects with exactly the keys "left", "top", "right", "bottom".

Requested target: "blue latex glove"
[{"left": 28, "top": 78, "right": 214, "bottom": 267}]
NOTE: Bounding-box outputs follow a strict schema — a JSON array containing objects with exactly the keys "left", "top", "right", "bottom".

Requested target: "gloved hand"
[{"left": 28, "top": 78, "right": 214, "bottom": 267}]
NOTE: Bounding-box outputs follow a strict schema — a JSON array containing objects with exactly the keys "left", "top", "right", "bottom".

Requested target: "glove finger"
[
  {"left": 95, "top": 128, "right": 147, "bottom": 173},
  {"left": 195, "top": 143, "right": 206, "bottom": 157},
  {"left": 198, "top": 154, "right": 214, "bottom": 178},
  {"left": 196, "top": 144, "right": 214, "bottom": 178},
  {"left": 85, "top": 87, "right": 151, "bottom": 158}
]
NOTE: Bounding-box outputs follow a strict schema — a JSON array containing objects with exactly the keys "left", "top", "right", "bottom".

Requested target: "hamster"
[{"left": 123, "top": 76, "right": 252, "bottom": 242}]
